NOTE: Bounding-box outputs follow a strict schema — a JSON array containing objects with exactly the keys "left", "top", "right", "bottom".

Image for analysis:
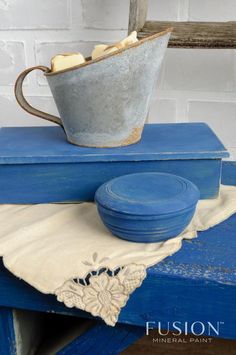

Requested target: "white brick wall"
[
  {"left": 0, "top": 0, "right": 235, "bottom": 159},
  {"left": 0, "top": 0, "right": 70, "bottom": 29},
  {"left": 0, "top": 41, "right": 25, "bottom": 85},
  {"left": 189, "top": 0, "right": 236, "bottom": 22}
]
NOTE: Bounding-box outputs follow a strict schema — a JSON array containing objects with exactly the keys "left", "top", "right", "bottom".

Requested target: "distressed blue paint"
[
  {"left": 0, "top": 123, "right": 228, "bottom": 202},
  {"left": 0, "top": 308, "right": 16, "bottom": 355},
  {"left": 57, "top": 322, "right": 144, "bottom": 355},
  {"left": 222, "top": 161, "right": 236, "bottom": 186},
  {"left": 0, "top": 215, "right": 235, "bottom": 339},
  {"left": 0, "top": 159, "right": 221, "bottom": 203},
  {"left": 95, "top": 172, "right": 199, "bottom": 242},
  {"left": 0, "top": 161, "right": 235, "bottom": 353},
  {"left": 0, "top": 123, "right": 228, "bottom": 163},
  {"left": 0, "top": 161, "right": 235, "bottom": 339}
]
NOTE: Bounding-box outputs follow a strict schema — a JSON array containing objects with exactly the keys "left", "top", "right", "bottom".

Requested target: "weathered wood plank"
[
  {"left": 128, "top": 0, "right": 148, "bottom": 33},
  {"left": 138, "top": 21, "right": 236, "bottom": 48}
]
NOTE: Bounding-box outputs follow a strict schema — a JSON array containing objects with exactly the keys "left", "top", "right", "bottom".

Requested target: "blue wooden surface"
[
  {"left": 0, "top": 308, "right": 16, "bottom": 355},
  {"left": 0, "top": 214, "right": 235, "bottom": 338},
  {"left": 95, "top": 172, "right": 199, "bottom": 242},
  {"left": 57, "top": 322, "right": 144, "bottom": 355},
  {"left": 0, "top": 123, "right": 228, "bottom": 163},
  {"left": 121, "top": 216, "right": 236, "bottom": 337},
  {"left": 0, "top": 161, "right": 235, "bottom": 342},
  {"left": 0, "top": 123, "right": 228, "bottom": 203},
  {"left": 0, "top": 159, "right": 221, "bottom": 203},
  {"left": 221, "top": 161, "right": 236, "bottom": 185}
]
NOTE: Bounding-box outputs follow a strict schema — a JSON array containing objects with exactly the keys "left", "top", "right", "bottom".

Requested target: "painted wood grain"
[
  {"left": 0, "top": 159, "right": 222, "bottom": 203},
  {"left": 0, "top": 124, "right": 228, "bottom": 203},
  {"left": 0, "top": 124, "right": 227, "bottom": 163}
]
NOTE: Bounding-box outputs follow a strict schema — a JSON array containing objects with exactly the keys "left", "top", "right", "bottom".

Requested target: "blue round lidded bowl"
[{"left": 95, "top": 172, "right": 200, "bottom": 243}]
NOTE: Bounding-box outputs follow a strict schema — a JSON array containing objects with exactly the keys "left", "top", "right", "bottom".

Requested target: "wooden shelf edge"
[{"left": 138, "top": 21, "right": 236, "bottom": 48}]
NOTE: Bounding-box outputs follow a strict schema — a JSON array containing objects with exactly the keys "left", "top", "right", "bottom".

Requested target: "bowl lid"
[{"left": 95, "top": 172, "right": 200, "bottom": 216}]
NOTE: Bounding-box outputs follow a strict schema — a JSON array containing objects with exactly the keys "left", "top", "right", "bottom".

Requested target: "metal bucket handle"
[{"left": 14, "top": 66, "right": 63, "bottom": 126}]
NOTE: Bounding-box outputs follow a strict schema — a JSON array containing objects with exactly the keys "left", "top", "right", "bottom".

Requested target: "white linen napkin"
[{"left": 0, "top": 185, "right": 236, "bottom": 326}]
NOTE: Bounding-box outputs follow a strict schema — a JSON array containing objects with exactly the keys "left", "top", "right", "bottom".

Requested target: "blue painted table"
[{"left": 0, "top": 161, "right": 235, "bottom": 354}]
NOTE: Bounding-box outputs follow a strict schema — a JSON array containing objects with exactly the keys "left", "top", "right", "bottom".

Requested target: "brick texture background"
[{"left": 0, "top": 0, "right": 235, "bottom": 159}]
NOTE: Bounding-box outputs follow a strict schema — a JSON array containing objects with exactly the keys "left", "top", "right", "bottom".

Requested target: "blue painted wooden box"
[{"left": 0, "top": 123, "right": 228, "bottom": 203}]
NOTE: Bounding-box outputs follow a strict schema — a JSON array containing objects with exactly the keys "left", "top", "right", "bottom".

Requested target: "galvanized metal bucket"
[{"left": 15, "top": 29, "right": 171, "bottom": 147}]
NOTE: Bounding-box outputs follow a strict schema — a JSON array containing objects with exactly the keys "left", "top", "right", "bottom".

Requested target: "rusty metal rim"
[{"left": 44, "top": 28, "right": 173, "bottom": 77}]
